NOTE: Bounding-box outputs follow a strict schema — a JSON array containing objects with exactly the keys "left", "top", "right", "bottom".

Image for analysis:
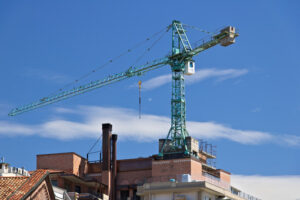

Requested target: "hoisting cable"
[
  {"left": 138, "top": 80, "right": 142, "bottom": 119},
  {"left": 50, "top": 25, "right": 171, "bottom": 96},
  {"left": 127, "top": 26, "right": 169, "bottom": 120}
]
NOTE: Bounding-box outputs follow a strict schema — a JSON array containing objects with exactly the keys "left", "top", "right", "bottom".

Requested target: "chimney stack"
[
  {"left": 102, "top": 123, "right": 112, "bottom": 196},
  {"left": 102, "top": 123, "right": 112, "bottom": 171},
  {"left": 111, "top": 134, "right": 118, "bottom": 200}
]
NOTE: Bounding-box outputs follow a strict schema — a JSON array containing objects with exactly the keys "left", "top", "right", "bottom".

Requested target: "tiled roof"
[
  {"left": 0, "top": 177, "right": 27, "bottom": 199},
  {"left": 32, "top": 168, "right": 70, "bottom": 174},
  {"left": 0, "top": 169, "right": 50, "bottom": 200}
]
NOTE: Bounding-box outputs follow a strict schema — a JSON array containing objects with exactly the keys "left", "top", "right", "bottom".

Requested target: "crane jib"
[{"left": 8, "top": 57, "right": 169, "bottom": 116}]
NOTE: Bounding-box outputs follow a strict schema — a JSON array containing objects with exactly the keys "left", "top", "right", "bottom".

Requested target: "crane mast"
[
  {"left": 160, "top": 21, "right": 192, "bottom": 156},
  {"left": 8, "top": 20, "right": 238, "bottom": 157}
]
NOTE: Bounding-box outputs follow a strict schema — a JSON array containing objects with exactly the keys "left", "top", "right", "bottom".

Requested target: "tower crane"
[{"left": 8, "top": 20, "right": 238, "bottom": 157}]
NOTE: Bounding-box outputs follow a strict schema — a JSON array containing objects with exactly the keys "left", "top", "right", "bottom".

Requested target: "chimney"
[
  {"left": 102, "top": 123, "right": 112, "bottom": 171},
  {"left": 111, "top": 134, "right": 118, "bottom": 200},
  {"left": 102, "top": 123, "right": 112, "bottom": 196}
]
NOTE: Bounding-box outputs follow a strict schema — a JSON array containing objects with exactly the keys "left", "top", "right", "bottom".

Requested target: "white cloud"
[
  {"left": 142, "top": 74, "right": 172, "bottom": 90},
  {"left": 1, "top": 106, "right": 299, "bottom": 147},
  {"left": 232, "top": 175, "right": 300, "bottom": 200},
  {"left": 141, "top": 68, "right": 248, "bottom": 90},
  {"left": 0, "top": 121, "right": 34, "bottom": 136},
  {"left": 281, "top": 135, "right": 300, "bottom": 146},
  {"left": 251, "top": 107, "right": 261, "bottom": 113},
  {"left": 188, "top": 121, "right": 272, "bottom": 145}
]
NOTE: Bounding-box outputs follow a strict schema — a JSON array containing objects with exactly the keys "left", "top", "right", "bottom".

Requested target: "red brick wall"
[
  {"left": 88, "top": 163, "right": 102, "bottom": 173},
  {"left": 151, "top": 158, "right": 204, "bottom": 182},
  {"left": 37, "top": 154, "right": 74, "bottom": 173},
  {"left": 152, "top": 159, "right": 192, "bottom": 182},
  {"left": 25, "top": 181, "right": 51, "bottom": 200},
  {"left": 73, "top": 154, "right": 87, "bottom": 177},
  {"left": 217, "top": 170, "right": 231, "bottom": 183},
  {"left": 37, "top": 153, "right": 87, "bottom": 176},
  {"left": 190, "top": 159, "right": 203, "bottom": 180},
  {"left": 117, "top": 170, "right": 152, "bottom": 186}
]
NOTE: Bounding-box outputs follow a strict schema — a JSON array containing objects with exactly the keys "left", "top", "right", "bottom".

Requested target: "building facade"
[{"left": 35, "top": 123, "right": 260, "bottom": 200}]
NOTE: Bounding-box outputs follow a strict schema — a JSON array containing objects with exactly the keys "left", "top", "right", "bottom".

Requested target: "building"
[
  {"left": 0, "top": 161, "right": 75, "bottom": 200},
  {"left": 0, "top": 166, "right": 55, "bottom": 200},
  {"left": 36, "top": 123, "right": 260, "bottom": 200},
  {"left": 0, "top": 161, "right": 30, "bottom": 177}
]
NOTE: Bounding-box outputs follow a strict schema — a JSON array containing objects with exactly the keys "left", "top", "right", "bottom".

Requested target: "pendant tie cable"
[
  {"left": 50, "top": 25, "right": 171, "bottom": 96},
  {"left": 182, "top": 24, "right": 213, "bottom": 35}
]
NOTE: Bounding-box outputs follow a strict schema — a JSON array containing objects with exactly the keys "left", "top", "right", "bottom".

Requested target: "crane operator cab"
[{"left": 184, "top": 60, "right": 195, "bottom": 75}]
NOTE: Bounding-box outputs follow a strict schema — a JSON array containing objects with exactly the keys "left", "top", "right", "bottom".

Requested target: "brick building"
[{"left": 36, "top": 123, "right": 260, "bottom": 200}]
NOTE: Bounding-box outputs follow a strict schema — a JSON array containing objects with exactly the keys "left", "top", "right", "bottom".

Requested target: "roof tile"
[{"left": 0, "top": 169, "right": 50, "bottom": 200}]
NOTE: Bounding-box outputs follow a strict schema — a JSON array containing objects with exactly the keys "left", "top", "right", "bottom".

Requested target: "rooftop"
[{"left": 0, "top": 169, "right": 51, "bottom": 200}]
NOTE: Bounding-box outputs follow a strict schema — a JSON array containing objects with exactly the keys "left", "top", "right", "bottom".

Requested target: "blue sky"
[{"left": 0, "top": 1, "right": 300, "bottom": 198}]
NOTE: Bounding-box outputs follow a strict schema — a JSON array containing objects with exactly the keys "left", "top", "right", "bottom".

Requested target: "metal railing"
[
  {"left": 146, "top": 173, "right": 260, "bottom": 200},
  {"left": 202, "top": 172, "right": 230, "bottom": 190},
  {"left": 236, "top": 191, "right": 261, "bottom": 200}
]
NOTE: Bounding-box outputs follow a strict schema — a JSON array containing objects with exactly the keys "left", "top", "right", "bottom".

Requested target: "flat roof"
[{"left": 37, "top": 152, "right": 86, "bottom": 160}]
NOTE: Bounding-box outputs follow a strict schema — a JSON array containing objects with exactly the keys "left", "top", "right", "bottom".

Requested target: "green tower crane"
[{"left": 8, "top": 20, "right": 238, "bottom": 157}]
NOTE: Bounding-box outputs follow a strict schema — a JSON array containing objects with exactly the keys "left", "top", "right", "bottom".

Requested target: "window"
[
  {"left": 204, "top": 196, "right": 211, "bottom": 200},
  {"left": 88, "top": 187, "right": 94, "bottom": 194},
  {"left": 75, "top": 185, "right": 81, "bottom": 193},
  {"left": 51, "top": 180, "right": 58, "bottom": 187},
  {"left": 133, "top": 189, "right": 140, "bottom": 200},
  {"left": 190, "top": 62, "right": 193, "bottom": 68},
  {"left": 121, "top": 190, "right": 129, "bottom": 200},
  {"left": 64, "top": 183, "right": 71, "bottom": 192}
]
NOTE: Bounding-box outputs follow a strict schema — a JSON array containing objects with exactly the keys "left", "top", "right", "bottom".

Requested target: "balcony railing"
[
  {"left": 202, "top": 172, "right": 230, "bottom": 190},
  {"left": 146, "top": 173, "right": 260, "bottom": 200}
]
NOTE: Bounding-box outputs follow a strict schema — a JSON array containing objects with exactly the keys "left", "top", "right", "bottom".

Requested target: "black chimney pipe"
[{"left": 102, "top": 123, "right": 112, "bottom": 171}]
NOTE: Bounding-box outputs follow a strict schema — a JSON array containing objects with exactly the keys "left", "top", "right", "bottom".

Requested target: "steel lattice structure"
[{"left": 9, "top": 20, "right": 238, "bottom": 156}]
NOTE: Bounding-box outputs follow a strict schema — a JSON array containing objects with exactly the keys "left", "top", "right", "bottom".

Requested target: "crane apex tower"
[{"left": 159, "top": 20, "right": 238, "bottom": 157}]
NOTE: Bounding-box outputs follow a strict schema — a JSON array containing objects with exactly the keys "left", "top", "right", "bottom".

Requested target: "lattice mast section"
[{"left": 159, "top": 20, "right": 192, "bottom": 156}]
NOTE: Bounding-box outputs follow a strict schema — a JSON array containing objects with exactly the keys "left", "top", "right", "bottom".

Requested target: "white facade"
[
  {"left": 0, "top": 162, "right": 30, "bottom": 177},
  {"left": 137, "top": 180, "right": 260, "bottom": 200}
]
